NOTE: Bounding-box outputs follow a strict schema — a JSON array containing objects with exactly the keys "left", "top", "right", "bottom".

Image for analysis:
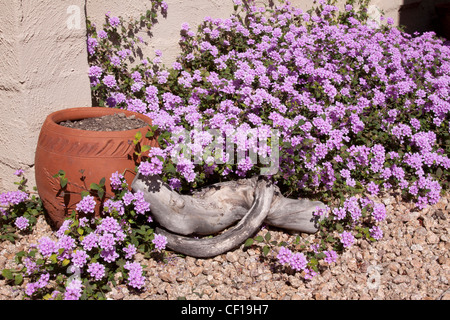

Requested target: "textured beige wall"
[
  {"left": 0, "top": 0, "right": 446, "bottom": 193},
  {"left": 0, "top": 0, "right": 91, "bottom": 192}
]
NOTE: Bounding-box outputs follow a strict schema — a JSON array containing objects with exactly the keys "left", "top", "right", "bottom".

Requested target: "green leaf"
[
  {"left": 254, "top": 235, "right": 264, "bottom": 243},
  {"left": 97, "top": 188, "right": 105, "bottom": 200},
  {"left": 62, "top": 259, "right": 71, "bottom": 267},
  {"left": 60, "top": 177, "right": 68, "bottom": 188},
  {"left": 14, "top": 274, "right": 23, "bottom": 286},
  {"left": 90, "top": 183, "right": 99, "bottom": 191},
  {"left": 2, "top": 269, "right": 13, "bottom": 280},
  {"left": 244, "top": 238, "right": 254, "bottom": 247},
  {"left": 43, "top": 293, "right": 53, "bottom": 300},
  {"left": 134, "top": 131, "right": 143, "bottom": 144},
  {"left": 49, "top": 253, "right": 58, "bottom": 264},
  {"left": 262, "top": 245, "right": 270, "bottom": 256},
  {"left": 264, "top": 232, "right": 271, "bottom": 242}
]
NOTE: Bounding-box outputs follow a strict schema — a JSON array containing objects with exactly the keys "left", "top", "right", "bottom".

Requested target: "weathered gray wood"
[
  {"left": 131, "top": 173, "right": 255, "bottom": 236},
  {"left": 131, "top": 174, "right": 326, "bottom": 236},
  {"left": 155, "top": 179, "right": 274, "bottom": 258},
  {"left": 131, "top": 173, "right": 327, "bottom": 258}
]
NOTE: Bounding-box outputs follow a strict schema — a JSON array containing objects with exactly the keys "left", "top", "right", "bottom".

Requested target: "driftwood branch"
[
  {"left": 155, "top": 179, "right": 273, "bottom": 258},
  {"left": 131, "top": 173, "right": 327, "bottom": 258}
]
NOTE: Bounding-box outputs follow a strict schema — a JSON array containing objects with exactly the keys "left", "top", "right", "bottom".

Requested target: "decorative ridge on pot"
[{"left": 35, "top": 107, "right": 158, "bottom": 229}]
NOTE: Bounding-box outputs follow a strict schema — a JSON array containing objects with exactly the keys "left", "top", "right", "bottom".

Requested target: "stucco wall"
[
  {"left": 0, "top": 0, "right": 447, "bottom": 193},
  {"left": 0, "top": 0, "right": 91, "bottom": 193}
]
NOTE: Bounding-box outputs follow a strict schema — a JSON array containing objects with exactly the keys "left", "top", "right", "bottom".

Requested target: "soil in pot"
[{"left": 58, "top": 113, "right": 148, "bottom": 131}]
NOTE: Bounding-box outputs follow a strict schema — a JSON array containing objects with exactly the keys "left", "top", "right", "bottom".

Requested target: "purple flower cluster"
[
  {"left": 369, "top": 226, "right": 384, "bottom": 240},
  {"left": 152, "top": 234, "right": 167, "bottom": 251},
  {"left": 76, "top": 195, "right": 96, "bottom": 214},
  {"left": 38, "top": 237, "right": 57, "bottom": 258},
  {"left": 276, "top": 246, "right": 292, "bottom": 265},
  {"left": 124, "top": 261, "right": 145, "bottom": 289},
  {"left": 15, "top": 216, "right": 29, "bottom": 230},
  {"left": 88, "top": 0, "right": 449, "bottom": 214},
  {"left": 340, "top": 231, "right": 355, "bottom": 248},
  {"left": 131, "top": 191, "right": 151, "bottom": 215},
  {"left": 87, "top": 262, "right": 106, "bottom": 281},
  {"left": 324, "top": 250, "right": 338, "bottom": 264},
  {"left": 0, "top": 190, "right": 29, "bottom": 207},
  {"left": 124, "top": 243, "right": 137, "bottom": 259},
  {"left": 71, "top": 250, "right": 88, "bottom": 268},
  {"left": 64, "top": 279, "right": 83, "bottom": 300},
  {"left": 25, "top": 273, "right": 50, "bottom": 297},
  {"left": 138, "top": 147, "right": 166, "bottom": 176},
  {"left": 103, "top": 199, "right": 125, "bottom": 216},
  {"left": 110, "top": 171, "right": 126, "bottom": 190},
  {"left": 276, "top": 246, "right": 308, "bottom": 272}
]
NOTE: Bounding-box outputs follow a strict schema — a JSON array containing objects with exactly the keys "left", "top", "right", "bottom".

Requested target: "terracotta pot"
[{"left": 34, "top": 107, "right": 158, "bottom": 229}]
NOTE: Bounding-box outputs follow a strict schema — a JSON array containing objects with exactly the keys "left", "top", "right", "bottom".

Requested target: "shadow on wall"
[{"left": 398, "top": 0, "right": 450, "bottom": 39}]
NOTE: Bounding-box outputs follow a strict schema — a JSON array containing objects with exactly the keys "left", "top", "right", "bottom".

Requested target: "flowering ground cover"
[{"left": 1, "top": 0, "right": 449, "bottom": 300}]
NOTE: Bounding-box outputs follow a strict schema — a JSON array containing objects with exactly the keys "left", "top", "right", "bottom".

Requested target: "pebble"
[{"left": 0, "top": 190, "right": 449, "bottom": 300}]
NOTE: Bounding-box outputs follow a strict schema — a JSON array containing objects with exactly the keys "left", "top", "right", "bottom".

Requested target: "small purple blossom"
[
  {"left": 71, "top": 250, "right": 88, "bottom": 268},
  {"left": 87, "top": 37, "right": 98, "bottom": 55},
  {"left": 277, "top": 246, "right": 293, "bottom": 265},
  {"left": 15, "top": 216, "right": 29, "bottom": 230},
  {"left": 98, "top": 30, "right": 108, "bottom": 39},
  {"left": 133, "top": 191, "right": 150, "bottom": 215},
  {"left": 372, "top": 203, "right": 386, "bottom": 222},
  {"left": 366, "top": 181, "right": 379, "bottom": 196},
  {"left": 89, "top": 66, "right": 103, "bottom": 79},
  {"left": 38, "top": 237, "right": 57, "bottom": 258},
  {"left": 64, "top": 279, "right": 83, "bottom": 300},
  {"left": 124, "top": 261, "right": 145, "bottom": 289},
  {"left": 102, "top": 75, "right": 117, "bottom": 88},
  {"left": 152, "top": 234, "right": 167, "bottom": 251},
  {"left": 108, "top": 16, "right": 120, "bottom": 27},
  {"left": 304, "top": 268, "right": 317, "bottom": 280},
  {"left": 124, "top": 243, "right": 137, "bottom": 259},
  {"left": 76, "top": 195, "right": 96, "bottom": 214},
  {"left": 340, "top": 231, "right": 355, "bottom": 248},
  {"left": 14, "top": 169, "right": 24, "bottom": 176},
  {"left": 57, "top": 235, "right": 76, "bottom": 255},
  {"left": 100, "top": 248, "right": 119, "bottom": 263},
  {"left": 0, "top": 190, "right": 29, "bottom": 206},
  {"left": 103, "top": 199, "right": 125, "bottom": 216},
  {"left": 56, "top": 219, "right": 73, "bottom": 238},
  {"left": 25, "top": 273, "right": 49, "bottom": 297},
  {"left": 110, "top": 171, "right": 125, "bottom": 190},
  {"left": 87, "top": 262, "right": 106, "bottom": 281},
  {"left": 324, "top": 250, "right": 338, "bottom": 264},
  {"left": 81, "top": 233, "right": 98, "bottom": 251},
  {"left": 369, "top": 225, "right": 384, "bottom": 240},
  {"left": 98, "top": 233, "right": 116, "bottom": 251},
  {"left": 289, "top": 252, "right": 308, "bottom": 271}
]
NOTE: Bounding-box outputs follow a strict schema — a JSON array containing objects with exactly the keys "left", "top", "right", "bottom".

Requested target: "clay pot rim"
[{"left": 44, "top": 107, "right": 153, "bottom": 138}]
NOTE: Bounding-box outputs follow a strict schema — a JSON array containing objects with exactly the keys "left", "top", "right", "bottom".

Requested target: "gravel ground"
[{"left": 0, "top": 189, "right": 448, "bottom": 300}]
